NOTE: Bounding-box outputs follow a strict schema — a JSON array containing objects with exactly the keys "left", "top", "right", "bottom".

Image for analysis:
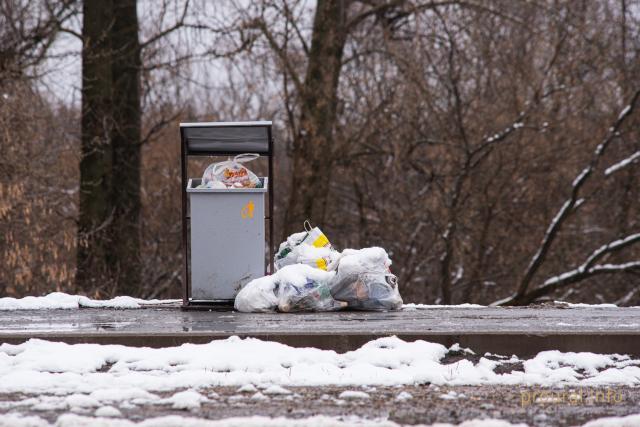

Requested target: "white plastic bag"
[
  {"left": 329, "top": 247, "right": 403, "bottom": 311},
  {"left": 202, "top": 153, "right": 261, "bottom": 189},
  {"left": 274, "top": 221, "right": 339, "bottom": 271},
  {"left": 234, "top": 264, "right": 345, "bottom": 313},
  {"left": 233, "top": 275, "right": 279, "bottom": 313},
  {"left": 276, "top": 265, "right": 346, "bottom": 312}
]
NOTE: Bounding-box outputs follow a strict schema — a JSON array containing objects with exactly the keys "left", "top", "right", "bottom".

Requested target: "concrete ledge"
[{"left": 1, "top": 307, "right": 639, "bottom": 356}]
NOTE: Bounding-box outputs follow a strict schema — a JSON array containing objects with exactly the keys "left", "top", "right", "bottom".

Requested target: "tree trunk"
[
  {"left": 283, "top": 0, "right": 347, "bottom": 235},
  {"left": 78, "top": 0, "right": 141, "bottom": 295},
  {"left": 110, "top": 0, "right": 141, "bottom": 295},
  {"left": 77, "top": 0, "right": 114, "bottom": 292}
]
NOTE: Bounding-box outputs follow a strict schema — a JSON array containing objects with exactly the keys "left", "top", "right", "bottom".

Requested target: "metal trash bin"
[{"left": 180, "top": 121, "right": 274, "bottom": 309}]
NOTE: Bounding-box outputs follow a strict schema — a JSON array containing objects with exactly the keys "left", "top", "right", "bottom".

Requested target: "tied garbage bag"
[
  {"left": 274, "top": 221, "right": 340, "bottom": 271},
  {"left": 278, "top": 278, "right": 347, "bottom": 313},
  {"left": 234, "top": 264, "right": 345, "bottom": 313},
  {"left": 329, "top": 247, "right": 403, "bottom": 311},
  {"left": 201, "top": 153, "right": 261, "bottom": 189},
  {"left": 233, "top": 275, "right": 278, "bottom": 313}
]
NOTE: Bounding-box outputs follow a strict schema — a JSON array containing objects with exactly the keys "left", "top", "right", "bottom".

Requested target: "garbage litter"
[
  {"left": 199, "top": 153, "right": 262, "bottom": 189},
  {"left": 329, "top": 248, "right": 403, "bottom": 311},
  {"left": 234, "top": 264, "right": 345, "bottom": 313},
  {"left": 235, "top": 224, "right": 404, "bottom": 312},
  {"left": 274, "top": 222, "right": 340, "bottom": 271}
]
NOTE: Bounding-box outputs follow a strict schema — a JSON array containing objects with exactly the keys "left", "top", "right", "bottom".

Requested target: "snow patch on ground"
[
  {"left": 0, "top": 413, "right": 536, "bottom": 427},
  {"left": 553, "top": 301, "right": 619, "bottom": 308},
  {"left": 94, "top": 406, "right": 122, "bottom": 417},
  {"left": 395, "top": 391, "right": 412, "bottom": 401},
  {"left": 263, "top": 385, "right": 292, "bottom": 395},
  {"left": 165, "top": 390, "right": 208, "bottom": 410},
  {"left": 0, "top": 292, "right": 178, "bottom": 310},
  {"left": 338, "top": 391, "right": 370, "bottom": 400},
  {"left": 3, "top": 411, "right": 640, "bottom": 426},
  {"left": 582, "top": 413, "right": 640, "bottom": 427},
  {"left": 1, "top": 336, "right": 639, "bottom": 401},
  {"left": 236, "top": 384, "right": 258, "bottom": 393}
]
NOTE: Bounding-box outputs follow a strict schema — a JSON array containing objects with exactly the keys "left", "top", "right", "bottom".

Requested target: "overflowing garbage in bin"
[
  {"left": 235, "top": 222, "right": 403, "bottom": 312},
  {"left": 197, "top": 153, "right": 263, "bottom": 189}
]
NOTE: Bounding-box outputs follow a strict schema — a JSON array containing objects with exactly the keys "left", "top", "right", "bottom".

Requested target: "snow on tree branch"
[
  {"left": 521, "top": 235, "right": 640, "bottom": 302},
  {"left": 496, "top": 89, "right": 640, "bottom": 306},
  {"left": 605, "top": 150, "right": 640, "bottom": 176}
]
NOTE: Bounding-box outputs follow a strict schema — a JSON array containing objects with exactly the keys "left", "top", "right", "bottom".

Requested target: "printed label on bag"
[
  {"left": 312, "top": 233, "right": 329, "bottom": 248},
  {"left": 241, "top": 200, "right": 255, "bottom": 219}
]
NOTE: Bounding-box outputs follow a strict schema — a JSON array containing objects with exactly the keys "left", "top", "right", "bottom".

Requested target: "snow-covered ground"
[
  {"left": 0, "top": 413, "right": 529, "bottom": 427},
  {"left": 0, "top": 337, "right": 639, "bottom": 426},
  {"left": 0, "top": 293, "right": 179, "bottom": 310},
  {"left": 2, "top": 336, "right": 639, "bottom": 394},
  {"left": 2, "top": 411, "right": 640, "bottom": 426}
]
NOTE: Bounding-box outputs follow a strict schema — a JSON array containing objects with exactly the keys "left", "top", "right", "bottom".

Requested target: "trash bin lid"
[{"left": 180, "top": 121, "right": 272, "bottom": 156}]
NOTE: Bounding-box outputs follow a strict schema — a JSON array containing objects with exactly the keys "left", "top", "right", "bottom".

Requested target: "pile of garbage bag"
[
  {"left": 197, "top": 153, "right": 262, "bottom": 189},
  {"left": 235, "top": 222, "right": 403, "bottom": 313}
]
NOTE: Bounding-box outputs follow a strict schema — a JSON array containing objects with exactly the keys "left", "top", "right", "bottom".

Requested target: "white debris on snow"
[
  {"left": 94, "top": 406, "right": 122, "bottom": 417},
  {"left": 395, "top": 391, "right": 413, "bottom": 401},
  {"left": 403, "top": 303, "right": 487, "bottom": 310},
  {"left": 0, "top": 292, "right": 178, "bottom": 310},
  {"left": 166, "top": 391, "right": 208, "bottom": 410},
  {"left": 338, "top": 390, "right": 370, "bottom": 400}
]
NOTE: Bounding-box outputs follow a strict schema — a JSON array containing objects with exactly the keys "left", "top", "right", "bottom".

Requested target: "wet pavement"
[{"left": 1, "top": 306, "right": 639, "bottom": 355}]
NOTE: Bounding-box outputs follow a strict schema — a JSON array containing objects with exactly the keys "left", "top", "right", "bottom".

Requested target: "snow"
[
  {"left": 0, "top": 292, "right": 178, "bottom": 310},
  {"left": 263, "top": 385, "right": 292, "bottom": 395},
  {"left": 554, "top": 301, "right": 619, "bottom": 308},
  {"left": 0, "top": 337, "right": 638, "bottom": 400},
  {"left": 582, "top": 413, "right": 640, "bottom": 427},
  {"left": 0, "top": 414, "right": 535, "bottom": 427},
  {"left": 236, "top": 384, "right": 258, "bottom": 393},
  {"left": 617, "top": 104, "right": 631, "bottom": 120},
  {"left": 395, "top": 391, "right": 413, "bottom": 401},
  {"left": 403, "top": 303, "right": 486, "bottom": 310},
  {"left": 94, "top": 406, "right": 122, "bottom": 417},
  {"left": 440, "top": 390, "right": 466, "bottom": 400},
  {"left": 605, "top": 150, "right": 640, "bottom": 175},
  {"left": 166, "top": 391, "right": 208, "bottom": 410},
  {"left": 65, "top": 394, "right": 100, "bottom": 408},
  {"left": 338, "top": 390, "right": 370, "bottom": 400},
  {"left": 250, "top": 392, "right": 268, "bottom": 400}
]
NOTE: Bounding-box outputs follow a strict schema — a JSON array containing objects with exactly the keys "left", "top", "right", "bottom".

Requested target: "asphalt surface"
[{"left": 1, "top": 305, "right": 640, "bottom": 355}]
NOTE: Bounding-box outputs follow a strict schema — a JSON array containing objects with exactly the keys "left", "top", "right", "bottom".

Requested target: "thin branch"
[
  {"left": 605, "top": 150, "right": 640, "bottom": 176},
  {"left": 139, "top": 0, "right": 190, "bottom": 49},
  {"left": 509, "top": 89, "right": 640, "bottom": 303}
]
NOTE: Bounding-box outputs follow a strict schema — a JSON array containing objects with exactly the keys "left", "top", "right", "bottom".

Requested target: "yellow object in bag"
[{"left": 302, "top": 220, "right": 332, "bottom": 249}]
